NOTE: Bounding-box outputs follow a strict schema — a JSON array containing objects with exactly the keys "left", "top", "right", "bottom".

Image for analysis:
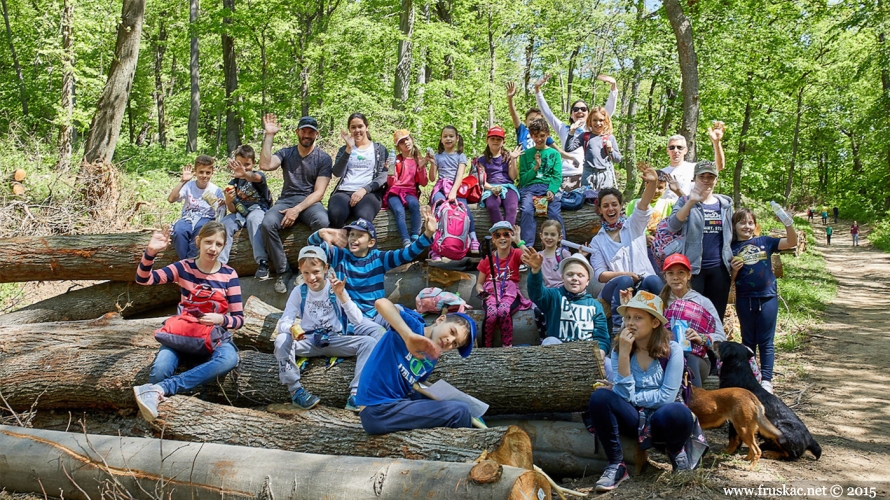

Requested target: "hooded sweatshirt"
[{"left": 528, "top": 269, "right": 610, "bottom": 354}]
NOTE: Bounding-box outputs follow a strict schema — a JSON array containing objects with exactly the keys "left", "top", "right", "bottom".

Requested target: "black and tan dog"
[
  {"left": 715, "top": 341, "right": 822, "bottom": 460},
  {"left": 689, "top": 385, "right": 783, "bottom": 469}
]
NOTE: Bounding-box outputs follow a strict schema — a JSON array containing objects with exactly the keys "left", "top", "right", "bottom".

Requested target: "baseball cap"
[
  {"left": 453, "top": 312, "right": 478, "bottom": 358},
  {"left": 343, "top": 218, "right": 377, "bottom": 240},
  {"left": 489, "top": 221, "right": 514, "bottom": 235},
  {"left": 487, "top": 126, "right": 505, "bottom": 138},
  {"left": 393, "top": 129, "right": 411, "bottom": 146},
  {"left": 297, "top": 116, "right": 319, "bottom": 131},
  {"left": 557, "top": 254, "right": 594, "bottom": 278},
  {"left": 694, "top": 160, "right": 718, "bottom": 178},
  {"left": 662, "top": 253, "right": 692, "bottom": 272},
  {"left": 298, "top": 245, "right": 328, "bottom": 265}
]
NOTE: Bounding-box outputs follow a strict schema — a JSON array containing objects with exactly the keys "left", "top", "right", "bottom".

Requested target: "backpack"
[
  {"left": 457, "top": 159, "right": 485, "bottom": 203},
  {"left": 561, "top": 187, "right": 587, "bottom": 210},
  {"left": 659, "top": 356, "right": 694, "bottom": 405},
  {"left": 155, "top": 284, "right": 231, "bottom": 356},
  {"left": 431, "top": 201, "right": 471, "bottom": 260},
  {"left": 651, "top": 202, "right": 686, "bottom": 268},
  {"left": 415, "top": 287, "right": 471, "bottom": 314},
  {"left": 298, "top": 283, "right": 352, "bottom": 335}
]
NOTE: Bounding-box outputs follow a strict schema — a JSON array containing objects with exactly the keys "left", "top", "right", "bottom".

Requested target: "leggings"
[
  {"left": 483, "top": 293, "right": 522, "bottom": 347},
  {"left": 328, "top": 190, "right": 383, "bottom": 229},
  {"left": 737, "top": 295, "right": 778, "bottom": 382},
  {"left": 484, "top": 189, "right": 519, "bottom": 226},
  {"left": 691, "top": 265, "right": 731, "bottom": 322}
]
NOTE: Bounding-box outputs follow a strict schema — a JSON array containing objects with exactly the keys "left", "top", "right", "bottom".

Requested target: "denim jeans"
[
  {"left": 518, "top": 183, "right": 563, "bottom": 247},
  {"left": 172, "top": 217, "right": 212, "bottom": 259},
  {"left": 600, "top": 274, "right": 664, "bottom": 331},
  {"left": 388, "top": 194, "right": 421, "bottom": 243},
  {"left": 360, "top": 395, "right": 472, "bottom": 435},
  {"left": 737, "top": 295, "right": 778, "bottom": 382},
  {"left": 219, "top": 206, "right": 267, "bottom": 265},
  {"left": 149, "top": 341, "right": 239, "bottom": 396}
]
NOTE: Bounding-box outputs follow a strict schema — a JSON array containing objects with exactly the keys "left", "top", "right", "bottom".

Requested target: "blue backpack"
[{"left": 298, "top": 283, "right": 353, "bottom": 335}]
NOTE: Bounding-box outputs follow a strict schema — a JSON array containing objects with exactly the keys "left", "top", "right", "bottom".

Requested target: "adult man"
[
  {"left": 259, "top": 114, "right": 332, "bottom": 293},
  {"left": 660, "top": 124, "right": 725, "bottom": 202}
]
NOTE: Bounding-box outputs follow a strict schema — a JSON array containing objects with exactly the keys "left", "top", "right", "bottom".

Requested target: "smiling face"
[
  {"left": 570, "top": 101, "right": 589, "bottom": 123},
  {"left": 440, "top": 129, "right": 457, "bottom": 152},
  {"left": 541, "top": 226, "right": 560, "bottom": 250},
  {"left": 598, "top": 194, "right": 622, "bottom": 224},
  {"left": 694, "top": 172, "right": 718, "bottom": 194},
  {"left": 196, "top": 231, "right": 225, "bottom": 263},
  {"left": 491, "top": 228, "right": 513, "bottom": 251},
  {"left": 666, "top": 139, "right": 687, "bottom": 166},
  {"left": 588, "top": 111, "right": 607, "bottom": 135},
  {"left": 194, "top": 164, "right": 214, "bottom": 189},
  {"left": 664, "top": 264, "right": 692, "bottom": 296},
  {"left": 349, "top": 117, "right": 368, "bottom": 144},
  {"left": 531, "top": 130, "right": 549, "bottom": 149},
  {"left": 298, "top": 127, "right": 318, "bottom": 148},
  {"left": 735, "top": 213, "right": 756, "bottom": 241},
  {"left": 299, "top": 259, "right": 328, "bottom": 293},
  {"left": 397, "top": 136, "right": 414, "bottom": 156},
  {"left": 347, "top": 229, "right": 375, "bottom": 257},
  {"left": 562, "top": 262, "right": 590, "bottom": 294},
  {"left": 428, "top": 315, "right": 470, "bottom": 352}
]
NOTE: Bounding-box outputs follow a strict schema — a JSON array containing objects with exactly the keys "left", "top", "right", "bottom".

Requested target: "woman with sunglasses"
[{"left": 534, "top": 74, "right": 617, "bottom": 191}]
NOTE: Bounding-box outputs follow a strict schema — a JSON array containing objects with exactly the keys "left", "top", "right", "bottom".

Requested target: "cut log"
[
  {"left": 10, "top": 181, "right": 24, "bottom": 195},
  {"left": 0, "top": 425, "right": 551, "bottom": 500},
  {"left": 0, "top": 206, "right": 600, "bottom": 283},
  {"left": 12, "top": 168, "right": 26, "bottom": 182},
  {"left": 156, "top": 395, "right": 533, "bottom": 468}
]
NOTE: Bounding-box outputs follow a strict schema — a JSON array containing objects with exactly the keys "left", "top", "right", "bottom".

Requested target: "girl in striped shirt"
[{"left": 133, "top": 221, "right": 243, "bottom": 422}]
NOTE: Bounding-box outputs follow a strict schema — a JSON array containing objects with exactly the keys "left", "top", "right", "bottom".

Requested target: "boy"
[
  {"left": 521, "top": 249, "right": 611, "bottom": 377},
  {"left": 355, "top": 298, "right": 477, "bottom": 435},
  {"left": 219, "top": 145, "right": 274, "bottom": 278},
  {"left": 168, "top": 155, "right": 225, "bottom": 259},
  {"left": 274, "top": 246, "right": 378, "bottom": 411},
  {"left": 826, "top": 225, "right": 833, "bottom": 245},
  {"left": 517, "top": 118, "right": 563, "bottom": 248},
  {"left": 506, "top": 81, "right": 579, "bottom": 166},
  {"left": 307, "top": 205, "right": 438, "bottom": 326}
]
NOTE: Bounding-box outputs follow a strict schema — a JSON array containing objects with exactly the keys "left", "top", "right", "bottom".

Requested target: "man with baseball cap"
[{"left": 259, "top": 113, "right": 332, "bottom": 293}]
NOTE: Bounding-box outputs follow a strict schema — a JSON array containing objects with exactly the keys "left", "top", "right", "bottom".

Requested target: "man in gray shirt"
[{"left": 259, "top": 114, "right": 332, "bottom": 293}]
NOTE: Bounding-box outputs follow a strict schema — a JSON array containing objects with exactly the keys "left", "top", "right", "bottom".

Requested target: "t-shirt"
[
  {"left": 355, "top": 308, "right": 437, "bottom": 406},
  {"left": 338, "top": 143, "right": 377, "bottom": 192},
  {"left": 660, "top": 161, "right": 696, "bottom": 202},
  {"left": 700, "top": 201, "right": 723, "bottom": 270},
  {"left": 274, "top": 146, "right": 333, "bottom": 199},
  {"left": 826, "top": 227, "right": 833, "bottom": 236},
  {"left": 516, "top": 124, "right": 555, "bottom": 151},
  {"left": 177, "top": 180, "right": 224, "bottom": 223},
  {"left": 541, "top": 248, "right": 571, "bottom": 288},
  {"left": 477, "top": 155, "right": 512, "bottom": 185},
  {"left": 477, "top": 248, "right": 523, "bottom": 284},
  {"left": 227, "top": 173, "right": 272, "bottom": 211},
  {"left": 589, "top": 205, "right": 655, "bottom": 282},
  {"left": 851, "top": 225, "right": 860, "bottom": 235},
  {"left": 518, "top": 147, "right": 562, "bottom": 193},
  {"left": 626, "top": 197, "right": 673, "bottom": 236},
  {"left": 731, "top": 236, "right": 781, "bottom": 297},
  {"left": 434, "top": 152, "right": 468, "bottom": 183},
  {"left": 277, "top": 281, "right": 364, "bottom": 336}
]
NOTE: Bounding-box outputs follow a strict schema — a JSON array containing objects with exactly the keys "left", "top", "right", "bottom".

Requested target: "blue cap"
[
  {"left": 488, "top": 220, "right": 514, "bottom": 235},
  {"left": 343, "top": 218, "right": 377, "bottom": 240},
  {"left": 452, "top": 312, "right": 478, "bottom": 358}
]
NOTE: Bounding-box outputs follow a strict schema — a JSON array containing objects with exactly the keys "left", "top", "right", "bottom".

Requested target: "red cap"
[
  {"left": 487, "top": 126, "right": 505, "bottom": 138},
  {"left": 662, "top": 253, "right": 692, "bottom": 272}
]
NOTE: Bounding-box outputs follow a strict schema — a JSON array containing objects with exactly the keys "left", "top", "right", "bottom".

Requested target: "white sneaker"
[
  {"left": 761, "top": 380, "right": 774, "bottom": 394},
  {"left": 134, "top": 384, "right": 166, "bottom": 422}
]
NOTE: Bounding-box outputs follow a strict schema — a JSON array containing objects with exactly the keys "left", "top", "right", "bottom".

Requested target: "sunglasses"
[
  {"left": 493, "top": 231, "right": 513, "bottom": 239},
  {"left": 571, "top": 106, "right": 588, "bottom": 113},
  {"left": 667, "top": 145, "right": 686, "bottom": 151}
]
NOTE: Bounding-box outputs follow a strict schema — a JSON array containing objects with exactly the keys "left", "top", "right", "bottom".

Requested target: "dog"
[
  {"left": 715, "top": 341, "right": 822, "bottom": 460},
  {"left": 689, "top": 385, "right": 783, "bottom": 469}
]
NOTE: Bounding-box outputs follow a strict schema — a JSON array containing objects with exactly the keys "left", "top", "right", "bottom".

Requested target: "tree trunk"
[
  {"left": 565, "top": 46, "right": 580, "bottom": 113},
  {"left": 523, "top": 36, "right": 533, "bottom": 99},
  {"left": 784, "top": 85, "right": 805, "bottom": 205},
  {"left": 487, "top": 8, "right": 495, "bottom": 128},
  {"left": 622, "top": 56, "right": 642, "bottom": 199},
  {"left": 436, "top": 0, "right": 454, "bottom": 96},
  {"left": 413, "top": 4, "right": 429, "bottom": 132},
  {"left": 157, "top": 396, "right": 533, "bottom": 468},
  {"left": 732, "top": 77, "right": 753, "bottom": 208},
  {"left": 0, "top": 208, "right": 601, "bottom": 283},
  {"left": 1, "top": 0, "right": 27, "bottom": 116},
  {"left": 393, "top": 0, "right": 413, "bottom": 110},
  {"left": 221, "top": 0, "right": 240, "bottom": 155},
  {"left": 0, "top": 426, "right": 550, "bottom": 500},
  {"left": 663, "top": 0, "right": 700, "bottom": 161},
  {"left": 56, "top": 0, "right": 74, "bottom": 170},
  {"left": 152, "top": 14, "right": 167, "bottom": 148},
  {"left": 81, "top": 0, "right": 146, "bottom": 165},
  {"left": 187, "top": 0, "right": 199, "bottom": 153}
]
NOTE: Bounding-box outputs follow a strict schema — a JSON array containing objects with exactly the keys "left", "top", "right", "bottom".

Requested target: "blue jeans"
[
  {"left": 172, "top": 217, "right": 212, "bottom": 259},
  {"left": 588, "top": 389, "right": 693, "bottom": 464},
  {"left": 148, "top": 341, "right": 239, "bottom": 396},
  {"left": 388, "top": 194, "right": 421, "bottom": 243},
  {"left": 219, "top": 206, "right": 267, "bottom": 265},
  {"left": 601, "top": 274, "right": 664, "bottom": 331},
  {"left": 359, "top": 394, "right": 472, "bottom": 435},
  {"left": 518, "top": 184, "right": 563, "bottom": 247},
  {"left": 737, "top": 295, "right": 778, "bottom": 382}
]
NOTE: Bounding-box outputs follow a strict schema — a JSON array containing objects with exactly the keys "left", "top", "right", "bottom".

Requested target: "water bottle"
[
  {"left": 770, "top": 201, "right": 793, "bottom": 227},
  {"left": 387, "top": 149, "right": 396, "bottom": 175}
]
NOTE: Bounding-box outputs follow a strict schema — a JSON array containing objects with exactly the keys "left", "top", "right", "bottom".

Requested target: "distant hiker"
[
  {"left": 826, "top": 225, "right": 833, "bottom": 245},
  {"left": 851, "top": 221, "right": 860, "bottom": 246},
  {"left": 833, "top": 206, "right": 839, "bottom": 223},
  {"left": 168, "top": 155, "right": 225, "bottom": 259}
]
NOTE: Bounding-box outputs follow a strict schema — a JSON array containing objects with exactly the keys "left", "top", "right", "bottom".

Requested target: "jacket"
[
  {"left": 667, "top": 194, "right": 733, "bottom": 275},
  {"left": 528, "top": 269, "right": 610, "bottom": 354}
]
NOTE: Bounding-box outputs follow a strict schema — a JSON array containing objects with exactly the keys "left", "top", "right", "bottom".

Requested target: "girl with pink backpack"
[{"left": 429, "top": 126, "right": 480, "bottom": 260}]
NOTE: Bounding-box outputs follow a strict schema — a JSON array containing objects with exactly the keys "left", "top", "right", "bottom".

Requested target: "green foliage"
[{"left": 866, "top": 212, "right": 890, "bottom": 253}]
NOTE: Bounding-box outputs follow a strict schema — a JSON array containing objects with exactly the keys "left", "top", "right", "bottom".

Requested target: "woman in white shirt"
[{"left": 329, "top": 113, "right": 389, "bottom": 228}]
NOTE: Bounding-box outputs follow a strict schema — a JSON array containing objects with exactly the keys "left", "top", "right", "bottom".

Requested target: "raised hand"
[
  {"left": 339, "top": 130, "right": 356, "bottom": 149},
  {"left": 596, "top": 74, "right": 617, "bottom": 89},
  {"left": 421, "top": 205, "right": 438, "bottom": 236},
  {"left": 569, "top": 119, "right": 585, "bottom": 132},
  {"left": 533, "top": 74, "right": 551, "bottom": 93},
  {"left": 512, "top": 224, "right": 523, "bottom": 247},
  {"left": 180, "top": 164, "right": 193, "bottom": 183},
  {"left": 639, "top": 165, "right": 658, "bottom": 184},
  {"left": 509, "top": 146, "right": 522, "bottom": 159},
  {"left": 708, "top": 121, "right": 725, "bottom": 142},
  {"left": 330, "top": 277, "right": 347, "bottom": 301},
  {"left": 227, "top": 158, "right": 246, "bottom": 178},
  {"left": 665, "top": 173, "right": 680, "bottom": 193},
  {"left": 263, "top": 113, "right": 280, "bottom": 135},
  {"left": 619, "top": 287, "right": 634, "bottom": 306},
  {"left": 146, "top": 227, "right": 171, "bottom": 256},
  {"left": 688, "top": 187, "right": 707, "bottom": 204},
  {"left": 405, "top": 333, "right": 442, "bottom": 361},
  {"left": 520, "top": 246, "right": 544, "bottom": 272},
  {"left": 506, "top": 81, "right": 517, "bottom": 98}
]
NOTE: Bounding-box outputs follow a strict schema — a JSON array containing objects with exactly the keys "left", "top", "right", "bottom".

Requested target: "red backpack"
[
  {"left": 431, "top": 201, "right": 471, "bottom": 260},
  {"left": 154, "top": 284, "right": 231, "bottom": 356}
]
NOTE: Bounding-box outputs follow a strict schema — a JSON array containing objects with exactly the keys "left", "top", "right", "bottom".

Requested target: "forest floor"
[{"left": 559, "top": 220, "right": 890, "bottom": 499}]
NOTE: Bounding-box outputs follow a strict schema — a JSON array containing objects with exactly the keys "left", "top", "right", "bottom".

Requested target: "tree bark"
[
  {"left": 81, "top": 0, "right": 146, "bottom": 165},
  {"left": 221, "top": 0, "right": 241, "bottom": 155},
  {"left": 1, "top": 0, "right": 27, "bottom": 116},
  {"left": 663, "top": 0, "right": 700, "bottom": 161},
  {"left": 187, "top": 0, "right": 199, "bottom": 153},
  {"left": 393, "top": 0, "right": 414, "bottom": 110},
  {"left": 784, "top": 85, "right": 805, "bottom": 205},
  {"left": 0, "top": 207, "right": 601, "bottom": 283},
  {"left": 523, "top": 36, "right": 533, "bottom": 99},
  {"left": 56, "top": 0, "right": 74, "bottom": 171},
  {"left": 622, "top": 56, "right": 642, "bottom": 199},
  {"left": 565, "top": 46, "right": 580, "bottom": 113},
  {"left": 152, "top": 13, "right": 168, "bottom": 148},
  {"left": 733, "top": 77, "right": 754, "bottom": 208},
  {"left": 487, "top": 8, "right": 496, "bottom": 128},
  {"left": 0, "top": 425, "right": 550, "bottom": 500}
]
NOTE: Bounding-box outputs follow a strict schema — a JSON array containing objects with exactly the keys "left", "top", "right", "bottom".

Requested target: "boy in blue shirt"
[{"left": 355, "top": 298, "right": 477, "bottom": 435}]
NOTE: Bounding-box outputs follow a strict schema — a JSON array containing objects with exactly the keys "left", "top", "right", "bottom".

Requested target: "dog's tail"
[
  {"left": 808, "top": 438, "right": 822, "bottom": 460},
  {"left": 755, "top": 402, "right": 784, "bottom": 442}
]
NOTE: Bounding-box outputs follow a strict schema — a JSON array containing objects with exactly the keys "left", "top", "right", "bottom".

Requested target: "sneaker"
[
  {"left": 255, "top": 260, "right": 271, "bottom": 280},
  {"left": 344, "top": 394, "right": 359, "bottom": 412},
  {"left": 290, "top": 387, "right": 320, "bottom": 410},
  {"left": 470, "top": 238, "right": 480, "bottom": 253},
  {"left": 761, "top": 379, "right": 774, "bottom": 394},
  {"left": 133, "top": 384, "right": 166, "bottom": 423},
  {"left": 670, "top": 448, "right": 691, "bottom": 473},
  {"left": 274, "top": 271, "right": 293, "bottom": 294},
  {"left": 595, "top": 462, "right": 628, "bottom": 492},
  {"left": 519, "top": 264, "right": 529, "bottom": 272}
]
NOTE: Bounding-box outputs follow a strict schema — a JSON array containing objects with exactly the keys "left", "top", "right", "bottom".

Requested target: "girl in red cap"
[{"left": 476, "top": 126, "right": 522, "bottom": 227}]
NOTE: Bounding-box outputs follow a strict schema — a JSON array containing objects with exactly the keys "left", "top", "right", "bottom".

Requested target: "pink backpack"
[
  {"left": 415, "top": 287, "right": 471, "bottom": 314},
  {"left": 431, "top": 201, "right": 471, "bottom": 260}
]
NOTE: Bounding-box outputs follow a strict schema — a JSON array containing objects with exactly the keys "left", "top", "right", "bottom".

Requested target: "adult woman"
[
  {"left": 666, "top": 160, "right": 734, "bottom": 321},
  {"left": 132, "top": 222, "right": 243, "bottom": 423},
  {"left": 328, "top": 113, "right": 389, "bottom": 228}
]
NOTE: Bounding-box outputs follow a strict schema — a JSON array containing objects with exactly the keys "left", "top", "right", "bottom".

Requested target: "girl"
[
  {"left": 589, "top": 166, "right": 664, "bottom": 336},
  {"left": 477, "top": 126, "right": 521, "bottom": 226},
  {"left": 475, "top": 221, "right": 533, "bottom": 347},
  {"left": 730, "top": 208, "right": 797, "bottom": 394},
  {"left": 588, "top": 291, "right": 695, "bottom": 492},
  {"left": 564, "top": 106, "right": 621, "bottom": 190},
  {"left": 387, "top": 130, "right": 430, "bottom": 248},
  {"left": 851, "top": 221, "right": 860, "bottom": 246},
  {"left": 665, "top": 161, "right": 734, "bottom": 321},
  {"left": 658, "top": 253, "right": 726, "bottom": 388},
  {"left": 539, "top": 219, "right": 571, "bottom": 288},
  {"left": 329, "top": 113, "right": 389, "bottom": 228},
  {"left": 429, "top": 125, "right": 480, "bottom": 255},
  {"left": 132, "top": 222, "right": 243, "bottom": 423}
]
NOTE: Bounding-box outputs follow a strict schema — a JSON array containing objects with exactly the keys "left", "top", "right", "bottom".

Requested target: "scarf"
[{"left": 601, "top": 215, "right": 627, "bottom": 233}]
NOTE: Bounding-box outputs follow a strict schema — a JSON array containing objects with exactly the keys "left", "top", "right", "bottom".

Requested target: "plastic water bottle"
[
  {"left": 387, "top": 149, "right": 396, "bottom": 175},
  {"left": 770, "top": 201, "right": 793, "bottom": 227}
]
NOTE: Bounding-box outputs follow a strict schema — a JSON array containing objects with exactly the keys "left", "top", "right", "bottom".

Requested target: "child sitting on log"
[
  {"left": 168, "top": 155, "right": 225, "bottom": 259},
  {"left": 273, "top": 246, "right": 380, "bottom": 412},
  {"left": 355, "top": 298, "right": 477, "bottom": 435}
]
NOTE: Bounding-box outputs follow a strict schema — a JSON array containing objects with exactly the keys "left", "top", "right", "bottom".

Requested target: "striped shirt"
[
  {"left": 135, "top": 252, "right": 244, "bottom": 330},
  {"left": 307, "top": 232, "right": 432, "bottom": 318}
]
